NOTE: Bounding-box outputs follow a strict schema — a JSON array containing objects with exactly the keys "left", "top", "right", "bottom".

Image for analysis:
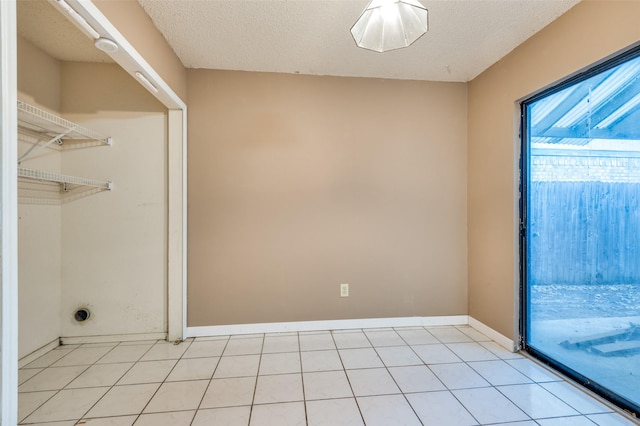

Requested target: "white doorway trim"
[
  {"left": 67, "top": 0, "right": 188, "bottom": 342},
  {"left": 0, "top": 0, "right": 18, "bottom": 423}
]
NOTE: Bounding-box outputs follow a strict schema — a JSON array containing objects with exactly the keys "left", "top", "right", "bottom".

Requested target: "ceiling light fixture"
[
  {"left": 351, "top": 0, "right": 428, "bottom": 53},
  {"left": 95, "top": 38, "right": 119, "bottom": 53},
  {"left": 52, "top": 0, "right": 100, "bottom": 40},
  {"left": 135, "top": 72, "right": 159, "bottom": 94}
]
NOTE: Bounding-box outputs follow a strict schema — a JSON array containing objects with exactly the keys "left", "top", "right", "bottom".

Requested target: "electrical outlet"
[{"left": 340, "top": 283, "right": 349, "bottom": 297}]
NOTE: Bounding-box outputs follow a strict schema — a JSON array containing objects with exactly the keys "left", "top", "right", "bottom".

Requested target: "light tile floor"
[{"left": 17, "top": 325, "right": 639, "bottom": 425}]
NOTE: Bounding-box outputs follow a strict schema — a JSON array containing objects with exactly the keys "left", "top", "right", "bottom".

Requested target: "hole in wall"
[{"left": 74, "top": 308, "right": 91, "bottom": 322}]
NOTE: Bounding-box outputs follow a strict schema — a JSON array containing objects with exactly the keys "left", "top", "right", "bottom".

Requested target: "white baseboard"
[
  {"left": 19, "top": 339, "right": 60, "bottom": 368},
  {"left": 60, "top": 332, "right": 167, "bottom": 346},
  {"left": 468, "top": 316, "right": 516, "bottom": 351},
  {"left": 186, "top": 315, "right": 469, "bottom": 338},
  {"left": 420, "top": 315, "right": 469, "bottom": 327}
]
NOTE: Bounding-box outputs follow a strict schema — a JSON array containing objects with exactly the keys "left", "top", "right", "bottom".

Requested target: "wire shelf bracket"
[{"left": 17, "top": 100, "right": 112, "bottom": 163}]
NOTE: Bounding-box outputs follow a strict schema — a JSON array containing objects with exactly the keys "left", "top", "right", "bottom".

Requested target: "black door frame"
[{"left": 519, "top": 45, "right": 640, "bottom": 418}]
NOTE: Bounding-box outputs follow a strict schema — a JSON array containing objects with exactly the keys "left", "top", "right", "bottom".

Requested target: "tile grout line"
[
  {"left": 434, "top": 328, "right": 538, "bottom": 425},
  {"left": 396, "top": 326, "right": 537, "bottom": 426},
  {"left": 18, "top": 344, "right": 90, "bottom": 422},
  {"left": 246, "top": 333, "right": 266, "bottom": 425},
  {"left": 371, "top": 327, "right": 427, "bottom": 426},
  {"left": 189, "top": 335, "right": 232, "bottom": 426},
  {"left": 76, "top": 339, "right": 162, "bottom": 424},
  {"left": 297, "top": 332, "right": 309, "bottom": 425},
  {"left": 493, "top": 381, "right": 575, "bottom": 423},
  {"left": 19, "top": 341, "right": 127, "bottom": 424},
  {"left": 121, "top": 338, "right": 193, "bottom": 423},
  {"left": 422, "top": 328, "right": 529, "bottom": 426},
  {"left": 400, "top": 327, "right": 452, "bottom": 425},
  {"left": 331, "top": 328, "right": 368, "bottom": 426},
  {"left": 74, "top": 341, "right": 136, "bottom": 423},
  {"left": 428, "top": 332, "right": 539, "bottom": 426},
  {"left": 515, "top": 352, "right": 625, "bottom": 418}
]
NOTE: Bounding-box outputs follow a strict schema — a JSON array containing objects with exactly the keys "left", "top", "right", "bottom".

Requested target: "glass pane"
[{"left": 526, "top": 54, "right": 640, "bottom": 411}]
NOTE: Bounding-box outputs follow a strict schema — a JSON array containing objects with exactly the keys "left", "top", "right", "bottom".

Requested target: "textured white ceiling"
[
  {"left": 16, "top": 0, "right": 580, "bottom": 82},
  {"left": 138, "top": 0, "right": 580, "bottom": 82},
  {"left": 17, "top": 0, "right": 112, "bottom": 63}
]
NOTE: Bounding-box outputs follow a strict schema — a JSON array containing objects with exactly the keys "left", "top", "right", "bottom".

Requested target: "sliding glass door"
[{"left": 521, "top": 48, "right": 640, "bottom": 415}]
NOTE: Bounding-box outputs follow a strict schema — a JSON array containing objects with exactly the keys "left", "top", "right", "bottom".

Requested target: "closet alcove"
[{"left": 17, "top": 0, "right": 170, "bottom": 361}]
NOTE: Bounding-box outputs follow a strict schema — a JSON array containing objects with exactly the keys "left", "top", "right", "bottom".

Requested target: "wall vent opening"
[{"left": 74, "top": 308, "right": 91, "bottom": 322}]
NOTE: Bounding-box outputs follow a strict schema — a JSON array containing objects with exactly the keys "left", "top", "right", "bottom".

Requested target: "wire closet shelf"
[
  {"left": 18, "top": 100, "right": 112, "bottom": 151},
  {"left": 17, "top": 100, "right": 112, "bottom": 205}
]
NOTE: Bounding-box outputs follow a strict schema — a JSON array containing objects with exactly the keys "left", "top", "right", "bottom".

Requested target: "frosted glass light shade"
[{"left": 351, "top": 0, "right": 428, "bottom": 53}]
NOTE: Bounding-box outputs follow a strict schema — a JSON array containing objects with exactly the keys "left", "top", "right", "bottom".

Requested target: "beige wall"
[
  {"left": 94, "top": 0, "right": 187, "bottom": 102},
  {"left": 17, "top": 36, "right": 62, "bottom": 358},
  {"left": 60, "top": 62, "right": 167, "bottom": 338},
  {"left": 468, "top": 0, "right": 640, "bottom": 339},
  {"left": 187, "top": 70, "right": 468, "bottom": 326},
  {"left": 17, "top": 36, "right": 60, "bottom": 112}
]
